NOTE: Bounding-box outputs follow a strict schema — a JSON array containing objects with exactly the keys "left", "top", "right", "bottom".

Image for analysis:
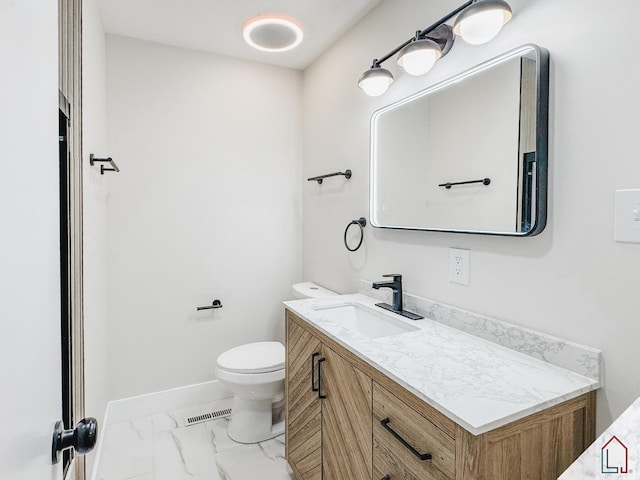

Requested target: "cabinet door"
[
  {"left": 286, "top": 317, "right": 322, "bottom": 480},
  {"left": 321, "top": 345, "right": 372, "bottom": 480}
]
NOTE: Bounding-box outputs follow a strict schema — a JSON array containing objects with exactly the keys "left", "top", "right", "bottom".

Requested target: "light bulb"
[
  {"left": 358, "top": 66, "right": 394, "bottom": 97},
  {"left": 454, "top": 0, "right": 512, "bottom": 45},
  {"left": 397, "top": 39, "right": 442, "bottom": 76}
]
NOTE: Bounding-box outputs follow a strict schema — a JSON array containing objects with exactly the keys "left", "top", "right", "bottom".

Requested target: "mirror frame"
[{"left": 369, "top": 44, "right": 550, "bottom": 236}]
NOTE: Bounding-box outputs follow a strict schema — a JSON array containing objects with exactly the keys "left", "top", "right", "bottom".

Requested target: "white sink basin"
[{"left": 314, "top": 303, "right": 419, "bottom": 339}]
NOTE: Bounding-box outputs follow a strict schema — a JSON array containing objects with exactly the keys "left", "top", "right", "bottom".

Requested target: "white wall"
[
  {"left": 303, "top": 0, "right": 640, "bottom": 433},
  {"left": 0, "top": 0, "right": 62, "bottom": 478},
  {"left": 106, "top": 35, "right": 303, "bottom": 399},
  {"left": 82, "top": 0, "right": 108, "bottom": 474}
]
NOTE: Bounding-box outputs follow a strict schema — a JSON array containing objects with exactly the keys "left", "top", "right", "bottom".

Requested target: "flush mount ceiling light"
[
  {"left": 242, "top": 14, "right": 304, "bottom": 52},
  {"left": 357, "top": 0, "right": 513, "bottom": 96}
]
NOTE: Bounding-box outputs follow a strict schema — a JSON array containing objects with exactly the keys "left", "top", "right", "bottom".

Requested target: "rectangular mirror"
[{"left": 370, "top": 44, "right": 549, "bottom": 236}]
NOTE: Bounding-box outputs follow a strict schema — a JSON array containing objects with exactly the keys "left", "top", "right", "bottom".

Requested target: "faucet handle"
[{"left": 382, "top": 274, "right": 402, "bottom": 280}]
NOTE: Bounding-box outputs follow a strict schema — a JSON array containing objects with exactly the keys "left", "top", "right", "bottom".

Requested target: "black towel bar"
[
  {"left": 438, "top": 177, "right": 490, "bottom": 189},
  {"left": 307, "top": 170, "right": 352, "bottom": 184}
]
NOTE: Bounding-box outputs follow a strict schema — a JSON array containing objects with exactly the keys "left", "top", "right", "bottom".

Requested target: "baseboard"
[{"left": 107, "top": 380, "right": 232, "bottom": 425}]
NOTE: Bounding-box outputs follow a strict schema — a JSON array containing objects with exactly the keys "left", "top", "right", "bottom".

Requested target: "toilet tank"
[{"left": 291, "top": 282, "right": 337, "bottom": 299}]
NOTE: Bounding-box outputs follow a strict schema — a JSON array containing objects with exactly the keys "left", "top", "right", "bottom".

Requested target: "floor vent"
[{"left": 184, "top": 407, "right": 232, "bottom": 427}]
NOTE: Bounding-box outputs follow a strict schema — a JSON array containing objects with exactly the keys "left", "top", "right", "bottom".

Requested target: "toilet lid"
[{"left": 217, "top": 341, "right": 285, "bottom": 374}]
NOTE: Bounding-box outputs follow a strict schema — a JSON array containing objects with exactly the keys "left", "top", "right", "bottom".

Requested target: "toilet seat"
[{"left": 216, "top": 341, "right": 285, "bottom": 374}]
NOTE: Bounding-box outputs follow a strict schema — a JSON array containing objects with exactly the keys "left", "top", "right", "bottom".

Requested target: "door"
[{"left": 0, "top": 0, "right": 65, "bottom": 479}]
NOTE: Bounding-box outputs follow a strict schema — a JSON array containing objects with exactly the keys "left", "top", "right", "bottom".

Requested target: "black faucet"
[
  {"left": 372, "top": 274, "right": 403, "bottom": 312},
  {"left": 371, "top": 274, "right": 424, "bottom": 320}
]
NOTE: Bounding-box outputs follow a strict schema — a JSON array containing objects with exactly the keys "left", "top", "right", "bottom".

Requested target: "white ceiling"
[{"left": 98, "top": 0, "right": 382, "bottom": 70}]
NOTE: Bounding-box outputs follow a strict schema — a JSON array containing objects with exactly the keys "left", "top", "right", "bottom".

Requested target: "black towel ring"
[{"left": 344, "top": 217, "right": 367, "bottom": 252}]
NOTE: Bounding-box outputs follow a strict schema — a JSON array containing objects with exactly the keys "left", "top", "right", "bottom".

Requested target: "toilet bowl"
[
  {"left": 215, "top": 341, "right": 285, "bottom": 444},
  {"left": 215, "top": 282, "right": 337, "bottom": 444}
]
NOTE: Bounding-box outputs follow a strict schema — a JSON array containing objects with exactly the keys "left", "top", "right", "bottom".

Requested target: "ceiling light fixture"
[
  {"left": 358, "top": 0, "right": 513, "bottom": 96},
  {"left": 242, "top": 14, "right": 304, "bottom": 52}
]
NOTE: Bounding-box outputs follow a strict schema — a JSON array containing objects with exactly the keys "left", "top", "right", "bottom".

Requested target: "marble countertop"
[
  {"left": 284, "top": 293, "right": 600, "bottom": 436},
  {"left": 559, "top": 397, "right": 640, "bottom": 479}
]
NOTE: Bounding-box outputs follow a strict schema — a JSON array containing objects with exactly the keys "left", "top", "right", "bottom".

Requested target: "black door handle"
[
  {"left": 52, "top": 417, "right": 98, "bottom": 464},
  {"left": 310, "top": 352, "right": 319, "bottom": 392},
  {"left": 317, "top": 358, "right": 327, "bottom": 399},
  {"left": 380, "top": 417, "right": 432, "bottom": 461}
]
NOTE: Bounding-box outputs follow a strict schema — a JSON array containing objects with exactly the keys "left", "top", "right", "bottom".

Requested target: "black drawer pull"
[
  {"left": 381, "top": 476, "right": 391, "bottom": 480},
  {"left": 380, "top": 417, "right": 432, "bottom": 461},
  {"left": 310, "top": 352, "right": 320, "bottom": 392},
  {"left": 317, "top": 358, "right": 327, "bottom": 399}
]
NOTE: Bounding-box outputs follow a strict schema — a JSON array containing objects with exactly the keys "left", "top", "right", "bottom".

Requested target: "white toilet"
[{"left": 215, "top": 282, "right": 337, "bottom": 444}]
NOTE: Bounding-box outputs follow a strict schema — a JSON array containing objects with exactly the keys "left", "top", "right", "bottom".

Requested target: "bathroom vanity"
[{"left": 283, "top": 293, "right": 600, "bottom": 480}]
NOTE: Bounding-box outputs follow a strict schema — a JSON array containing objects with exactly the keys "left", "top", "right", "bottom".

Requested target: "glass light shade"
[
  {"left": 358, "top": 67, "right": 394, "bottom": 97},
  {"left": 397, "top": 39, "right": 442, "bottom": 76},
  {"left": 454, "top": 0, "right": 512, "bottom": 45}
]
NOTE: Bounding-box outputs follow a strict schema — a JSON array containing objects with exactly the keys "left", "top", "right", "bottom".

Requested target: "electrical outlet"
[{"left": 449, "top": 248, "right": 470, "bottom": 285}]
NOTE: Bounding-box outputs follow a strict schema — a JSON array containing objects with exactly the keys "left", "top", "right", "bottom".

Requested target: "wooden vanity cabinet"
[
  {"left": 285, "top": 310, "right": 596, "bottom": 480},
  {"left": 321, "top": 345, "right": 372, "bottom": 480},
  {"left": 373, "top": 382, "right": 455, "bottom": 480},
  {"left": 286, "top": 311, "right": 372, "bottom": 480},
  {"left": 286, "top": 317, "right": 322, "bottom": 479}
]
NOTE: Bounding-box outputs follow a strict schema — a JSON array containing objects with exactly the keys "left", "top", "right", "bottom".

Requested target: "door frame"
[{"left": 59, "top": 0, "right": 85, "bottom": 478}]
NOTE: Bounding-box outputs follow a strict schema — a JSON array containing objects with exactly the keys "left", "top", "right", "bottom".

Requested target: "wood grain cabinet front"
[
  {"left": 285, "top": 310, "right": 595, "bottom": 480},
  {"left": 286, "top": 311, "right": 373, "bottom": 480},
  {"left": 285, "top": 316, "right": 322, "bottom": 480},
  {"left": 373, "top": 382, "right": 455, "bottom": 480}
]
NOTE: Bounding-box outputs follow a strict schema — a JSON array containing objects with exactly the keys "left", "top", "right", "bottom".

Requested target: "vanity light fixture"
[
  {"left": 453, "top": 0, "right": 512, "bottom": 45},
  {"left": 242, "top": 14, "right": 304, "bottom": 52},
  {"left": 358, "top": 63, "right": 394, "bottom": 97},
  {"left": 358, "top": 0, "right": 513, "bottom": 96},
  {"left": 397, "top": 34, "right": 442, "bottom": 76}
]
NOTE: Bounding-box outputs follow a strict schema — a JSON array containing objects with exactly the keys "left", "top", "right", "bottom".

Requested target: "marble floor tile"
[
  {"left": 153, "top": 425, "right": 222, "bottom": 480},
  {"left": 99, "top": 417, "right": 154, "bottom": 480},
  {"left": 202, "top": 418, "right": 240, "bottom": 454},
  {"left": 150, "top": 412, "right": 180, "bottom": 433},
  {"left": 214, "top": 435, "right": 294, "bottom": 480},
  {"left": 97, "top": 402, "right": 294, "bottom": 480}
]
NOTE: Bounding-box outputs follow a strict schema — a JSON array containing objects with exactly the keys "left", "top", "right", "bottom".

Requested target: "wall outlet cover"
[
  {"left": 449, "top": 248, "right": 470, "bottom": 286},
  {"left": 615, "top": 189, "right": 640, "bottom": 243}
]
